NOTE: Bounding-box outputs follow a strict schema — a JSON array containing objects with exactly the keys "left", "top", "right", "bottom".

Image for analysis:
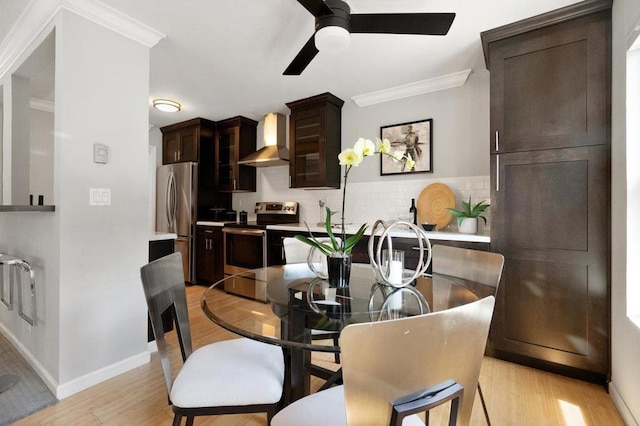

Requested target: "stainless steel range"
[{"left": 222, "top": 202, "right": 299, "bottom": 301}]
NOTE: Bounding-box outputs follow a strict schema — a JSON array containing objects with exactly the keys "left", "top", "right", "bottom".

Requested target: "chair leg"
[
  {"left": 172, "top": 414, "right": 182, "bottom": 426},
  {"left": 333, "top": 336, "right": 340, "bottom": 363},
  {"left": 477, "top": 382, "right": 491, "bottom": 426},
  {"left": 318, "top": 367, "right": 343, "bottom": 392}
]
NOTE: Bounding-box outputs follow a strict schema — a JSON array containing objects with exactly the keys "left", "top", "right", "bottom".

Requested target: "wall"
[
  {"left": 55, "top": 11, "right": 150, "bottom": 393},
  {"left": 30, "top": 108, "right": 54, "bottom": 204},
  {"left": 0, "top": 21, "right": 62, "bottom": 390},
  {"left": 233, "top": 63, "right": 491, "bottom": 228},
  {"left": 0, "top": 9, "right": 151, "bottom": 398},
  {"left": 611, "top": 0, "right": 640, "bottom": 423}
]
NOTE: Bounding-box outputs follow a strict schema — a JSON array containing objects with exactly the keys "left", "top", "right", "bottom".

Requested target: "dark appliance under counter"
[{"left": 222, "top": 202, "right": 299, "bottom": 302}]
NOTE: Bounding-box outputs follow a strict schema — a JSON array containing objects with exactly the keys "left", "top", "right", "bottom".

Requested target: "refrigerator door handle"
[{"left": 167, "top": 171, "right": 177, "bottom": 233}]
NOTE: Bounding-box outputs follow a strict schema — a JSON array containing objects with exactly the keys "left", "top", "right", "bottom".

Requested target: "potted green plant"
[{"left": 447, "top": 197, "right": 490, "bottom": 234}]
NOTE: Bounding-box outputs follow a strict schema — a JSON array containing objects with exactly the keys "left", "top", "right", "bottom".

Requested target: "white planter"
[{"left": 458, "top": 218, "right": 478, "bottom": 234}]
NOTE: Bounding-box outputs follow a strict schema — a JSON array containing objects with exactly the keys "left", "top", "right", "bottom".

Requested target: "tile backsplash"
[{"left": 232, "top": 167, "right": 491, "bottom": 233}]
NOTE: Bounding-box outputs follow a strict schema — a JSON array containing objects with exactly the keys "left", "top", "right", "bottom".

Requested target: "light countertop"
[
  {"left": 266, "top": 224, "right": 490, "bottom": 243},
  {"left": 196, "top": 221, "right": 230, "bottom": 227},
  {"left": 149, "top": 232, "right": 177, "bottom": 241}
]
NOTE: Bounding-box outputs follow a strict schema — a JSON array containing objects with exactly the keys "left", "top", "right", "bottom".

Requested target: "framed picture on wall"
[{"left": 380, "top": 118, "right": 433, "bottom": 175}]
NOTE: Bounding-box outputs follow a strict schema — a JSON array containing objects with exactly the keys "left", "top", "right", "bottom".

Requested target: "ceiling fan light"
[
  {"left": 315, "top": 26, "right": 350, "bottom": 53},
  {"left": 153, "top": 98, "right": 181, "bottom": 112}
]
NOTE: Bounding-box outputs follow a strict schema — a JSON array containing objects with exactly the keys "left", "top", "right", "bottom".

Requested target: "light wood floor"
[{"left": 15, "top": 285, "right": 624, "bottom": 426}]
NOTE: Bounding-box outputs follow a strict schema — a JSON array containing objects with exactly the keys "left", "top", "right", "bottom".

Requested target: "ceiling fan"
[{"left": 284, "top": 0, "right": 456, "bottom": 75}]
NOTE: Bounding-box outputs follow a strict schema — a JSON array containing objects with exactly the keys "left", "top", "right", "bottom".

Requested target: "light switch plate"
[
  {"left": 90, "top": 188, "right": 111, "bottom": 206},
  {"left": 94, "top": 144, "right": 109, "bottom": 164}
]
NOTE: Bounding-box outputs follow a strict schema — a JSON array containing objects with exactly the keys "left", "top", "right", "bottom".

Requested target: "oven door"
[{"left": 222, "top": 227, "right": 267, "bottom": 281}]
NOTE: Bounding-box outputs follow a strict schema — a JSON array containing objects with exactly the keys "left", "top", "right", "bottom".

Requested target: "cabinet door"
[
  {"left": 489, "top": 145, "right": 609, "bottom": 375},
  {"left": 162, "top": 130, "right": 180, "bottom": 164},
  {"left": 489, "top": 12, "right": 609, "bottom": 154},
  {"left": 290, "top": 106, "right": 326, "bottom": 188},
  {"left": 196, "top": 226, "right": 224, "bottom": 284},
  {"left": 179, "top": 126, "right": 198, "bottom": 162},
  {"left": 216, "top": 127, "right": 237, "bottom": 191}
]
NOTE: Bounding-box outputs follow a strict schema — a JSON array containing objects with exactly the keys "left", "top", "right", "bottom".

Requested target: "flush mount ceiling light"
[
  {"left": 314, "top": 26, "right": 350, "bottom": 52},
  {"left": 152, "top": 99, "right": 181, "bottom": 112}
]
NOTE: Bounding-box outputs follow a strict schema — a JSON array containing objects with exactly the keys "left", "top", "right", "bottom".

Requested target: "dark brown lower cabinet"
[
  {"left": 488, "top": 146, "right": 610, "bottom": 383},
  {"left": 267, "top": 229, "right": 489, "bottom": 272},
  {"left": 195, "top": 225, "right": 224, "bottom": 286}
]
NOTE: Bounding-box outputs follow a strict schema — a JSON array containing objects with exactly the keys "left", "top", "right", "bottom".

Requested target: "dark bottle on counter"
[{"left": 409, "top": 198, "right": 417, "bottom": 225}]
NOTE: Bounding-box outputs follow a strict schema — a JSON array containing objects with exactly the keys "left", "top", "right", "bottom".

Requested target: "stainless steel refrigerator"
[{"left": 156, "top": 162, "right": 198, "bottom": 283}]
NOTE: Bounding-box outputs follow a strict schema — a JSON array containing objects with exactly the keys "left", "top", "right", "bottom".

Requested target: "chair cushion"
[
  {"left": 272, "top": 386, "right": 346, "bottom": 426},
  {"left": 271, "top": 385, "right": 425, "bottom": 426},
  {"left": 170, "top": 338, "right": 284, "bottom": 408}
]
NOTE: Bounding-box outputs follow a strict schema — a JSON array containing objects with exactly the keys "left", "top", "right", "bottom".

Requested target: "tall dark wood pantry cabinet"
[{"left": 481, "top": 0, "right": 611, "bottom": 383}]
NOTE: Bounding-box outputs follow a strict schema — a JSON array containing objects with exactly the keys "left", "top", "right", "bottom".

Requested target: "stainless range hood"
[{"left": 238, "top": 113, "right": 289, "bottom": 167}]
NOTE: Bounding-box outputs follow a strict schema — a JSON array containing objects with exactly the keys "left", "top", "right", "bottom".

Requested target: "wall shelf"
[{"left": 0, "top": 205, "right": 55, "bottom": 212}]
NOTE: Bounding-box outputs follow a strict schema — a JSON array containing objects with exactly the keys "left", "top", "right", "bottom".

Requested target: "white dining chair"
[
  {"left": 431, "top": 244, "right": 504, "bottom": 425},
  {"left": 282, "top": 236, "right": 342, "bottom": 364},
  {"left": 140, "top": 252, "right": 285, "bottom": 425},
  {"left": 272, "top": 296, "right": 496, "bottom": 426}
]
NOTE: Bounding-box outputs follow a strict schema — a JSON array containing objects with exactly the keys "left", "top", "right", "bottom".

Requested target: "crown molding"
[
  {"left": 30, "top": 97, "right": 55, "bottom": 113},
  {"left": 0, "top": 0, "right": 164, "bottom": 79},
  {"left": 59, "top": 0, "right": 165, "bottom": 48},
  {"left": 0, "top": 0, "right": 58, "bottom": 79},
  {"left": 351, "top": 69, "right": 472, "bottom": 107}
]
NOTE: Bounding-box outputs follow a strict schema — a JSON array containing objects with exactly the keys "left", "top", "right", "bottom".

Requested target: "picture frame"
[{"left": 380, "top": 118, "right": 433, "bottom": 175}]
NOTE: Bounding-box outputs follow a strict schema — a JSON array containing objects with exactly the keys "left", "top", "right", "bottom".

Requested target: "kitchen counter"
[
  {"left": 149, "top": 232, "right": 177, "bottom": 241},
  {"left": 196, "top": 221, "right": 230, "bottom": 227},
  {"left": 267, "top": 224, "right": 490, "bottom": 243}
]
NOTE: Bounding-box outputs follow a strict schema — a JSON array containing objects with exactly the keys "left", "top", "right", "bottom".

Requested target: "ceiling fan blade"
[
  {"left": 284, "top": 35, "right": 319, "bottom": 75},
  {"left": 350, "top": 13, "right": 456, "bottom": 36},
  {"left": 295, "top": 0, "right": 334, "bottom": 17}
]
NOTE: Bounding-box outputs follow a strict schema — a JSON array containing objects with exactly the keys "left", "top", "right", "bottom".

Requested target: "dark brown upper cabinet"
[
  {"left": 482, "top": 0, "right": 611, "bottom": 384},
  {"left": 160, "top": 118, "right": 215, "bottom": 164},
  {"left": 286, "top": 93, "right": 344, "bottom": 189},
  {"left": 215, "top": 116, "right": 257, "bottom": 192}
]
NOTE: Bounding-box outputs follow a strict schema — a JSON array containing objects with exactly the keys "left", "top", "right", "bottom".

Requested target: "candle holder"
[{"left": 368, "top": 220, "right": 432, "bottom": 288}]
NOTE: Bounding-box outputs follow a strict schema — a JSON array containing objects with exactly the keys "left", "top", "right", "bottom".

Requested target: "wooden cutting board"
[{"left": 416, "top": 183, "right": 455, "bottom": 230}]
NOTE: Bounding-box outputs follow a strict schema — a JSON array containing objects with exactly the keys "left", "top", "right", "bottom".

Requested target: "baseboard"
[
  {"left": 609, "top": 380, "right": 639, "bottom": 426},
  {"left": 56, "top": 350, "right": 151, "bottom": 399},
  {"left": 0, "top": 322, "right": 58, "bottom": 396}
]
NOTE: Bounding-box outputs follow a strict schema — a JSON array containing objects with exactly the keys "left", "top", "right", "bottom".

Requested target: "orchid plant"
[{"left": 295, "top": 138, "right": 415, "bottom": 256}]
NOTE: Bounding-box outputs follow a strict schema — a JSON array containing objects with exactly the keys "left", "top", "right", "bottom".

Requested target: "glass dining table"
[{"left": 201, "top": 263, "right": 494, "bottom": 404}]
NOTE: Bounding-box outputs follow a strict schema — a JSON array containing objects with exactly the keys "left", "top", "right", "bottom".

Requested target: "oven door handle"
[{"left": 222, "top": 228, "right": 266, "bottom": 237}]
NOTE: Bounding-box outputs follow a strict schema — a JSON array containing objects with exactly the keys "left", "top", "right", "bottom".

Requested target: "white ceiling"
[{"left": 1, "top": 0, "right": 581, "bottom": 128}]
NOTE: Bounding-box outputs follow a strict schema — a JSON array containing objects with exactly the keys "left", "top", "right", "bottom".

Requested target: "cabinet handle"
[
  {"left": 496, "top": 155, "right": 500, "bottom": 192},
  {"left": 289, "top": 176, "right": 292, "bottom": 188},
  {"left": 178, "top": 150, "right": 181, "bottom": 160},
  {"left": 174, "top": 152, "right": 177, "bottom": 162},
  {"left": 495, "top": 131, "right": 499, "bottom": 152},
  {"left": 233, "top": 179, "right": 237, "bottom": 191}
]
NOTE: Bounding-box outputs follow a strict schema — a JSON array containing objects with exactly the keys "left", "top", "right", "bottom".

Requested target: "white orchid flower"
[
  {"left": 376, "top": 138, "right": 391, "bottom": 154},
  {"left": 354, "top": 138, "right": 376, "bottom": 157},
  {"left": 338, "top": 148, "right": 363, "bottom": 167},
  {"left": 405, "top": 154, "right": 416, "bottom": 170},
  {"left": 392, "top": 150, "right": 405, "bottom": 162}
]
